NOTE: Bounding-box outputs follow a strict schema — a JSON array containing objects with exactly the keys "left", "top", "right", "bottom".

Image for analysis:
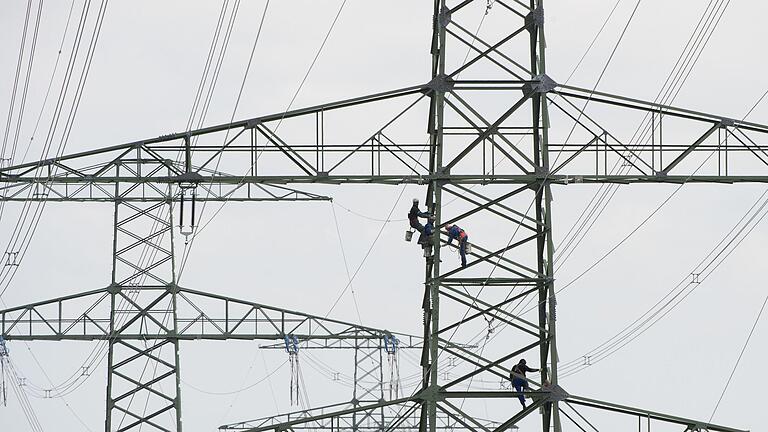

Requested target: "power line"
[
  {"left": 560, "top": 0, "right": 643, "bottom": 147},
  {"left": 177, "top": 0, "right": 349, "bottom": 275},
  {"left": 330, "top": 203, "right": 365, "bottom": 325},
  {"left": 559, "top": 185, "right": 768, "bottom": 376},
  {"left": 7, "top": 0, "right": 44, "bottom": 171},
  {"left": 707, "top": 295, "right": 767, "bottom": 422},
  {"left": 553, "top": 86, "right": 768, "bottom": 376},
  {"left": 177, "top": 0, "right": 275, "bottom": 279},
  {"left": 1, "top": 0, "right": 34, "bottom": 162},
  {"left": 186, "top": 0, "right": 232, "bottom": 132},
  {"left": 554, "top": 0, "right": 734, "bottom": 271},
  {"left": 0, "top": 0, "right": 110, "bottom": 299},
  {"left": 483, "top": 0, "right": 741, "bottom": 360}
]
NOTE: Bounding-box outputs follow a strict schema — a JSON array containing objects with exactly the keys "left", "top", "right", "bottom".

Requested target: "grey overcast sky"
[{"left": 1, "top": 1, "right": 767, "bottom": 431}]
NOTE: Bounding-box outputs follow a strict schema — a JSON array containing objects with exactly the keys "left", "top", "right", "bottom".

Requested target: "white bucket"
[{"left": 465, "top": 242, "right": 472, "bottom": 254}]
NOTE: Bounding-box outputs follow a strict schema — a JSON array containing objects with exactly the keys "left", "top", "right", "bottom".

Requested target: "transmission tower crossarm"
[
  {"left": 0, "top": 286, "right": 407, "bottom": 342},
  {"left": 0, "top": 74, "right": 767, "bottom": 202},
  {"left": 555, "top": 84, "right": 768, "bottom": 133},
  {"left": 566, "top": 394, "right": 748, "bottom": 432},
  {"left": 0, "top": 84, "right": 430, "bottom": 176},
  {"left": 238, "top": 396, "right": 419, "bottom": 432},
  {"left": 235, "top": 388, "right": 748, "bottom": 432}
]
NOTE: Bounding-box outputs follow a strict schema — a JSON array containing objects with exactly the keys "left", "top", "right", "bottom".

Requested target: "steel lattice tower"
[{"left": 1, "top": 1, "right": 766, "bottom": 431}]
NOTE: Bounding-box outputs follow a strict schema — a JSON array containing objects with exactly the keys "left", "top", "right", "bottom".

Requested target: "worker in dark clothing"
[
  {"left": 408, "top": 198, "right": 431, "bottom": 234},
  {"left": 444, "top": 224, "right": 469, "bottom": 267},
  {"left": 510, "top": 359, "right": 539, "bottom": 408},
  {"left": 419, "top": 216, "right": 435, "bottom": 246}
]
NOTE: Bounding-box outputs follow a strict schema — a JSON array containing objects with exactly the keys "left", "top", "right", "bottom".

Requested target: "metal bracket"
[
  {"left": 421, "top": 385, "right": 445, "bottom": 402},
  {"left": 544, "top": 383, "right": 569, "bottom": 402},
  {"left": 427, "top": 74, "right": 455, "bottom": 93},
  {"left": 534, "top": 165, "right": 550, "bottom": 176},
  {"left": 107, "top": 283, "right": 121, "bottom": 294},
  {"left": 438, "top": 8, "right": 451, "bottom": 28},
  {"left": 525, "top": 4, "right": 545, "bottom": 28},
  {"left": 523, "top": 74, "right": 558, "bottom": 94},
  {"left": 720, "top": 118, "right": 735, "bottom": 127},
  {"left": 172, "top": 172, "right": 204, "bottom": 184}
]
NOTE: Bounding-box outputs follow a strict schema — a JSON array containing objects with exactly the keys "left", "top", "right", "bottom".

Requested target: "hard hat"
[
  {"left": 520, "top": 359, "right": 527, "bottom": 364},
  {"left": 413, "top": 198, "right": 419, "bottom": 203}
]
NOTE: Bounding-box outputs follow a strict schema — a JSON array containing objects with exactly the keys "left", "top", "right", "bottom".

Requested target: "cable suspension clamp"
[
  {"left": 484, "top": 316, "right": 495, "bottom": 341},
  {"left": 383, "top": 334, "right": 399, "bottom": 355},
  {"left": 284, "top": 334, "right": 301, "bottom": 405}
]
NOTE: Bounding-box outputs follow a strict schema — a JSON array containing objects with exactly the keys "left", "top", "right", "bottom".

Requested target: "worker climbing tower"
[{"left": 1, "top": 0, "right": 767, "bottom": 431}]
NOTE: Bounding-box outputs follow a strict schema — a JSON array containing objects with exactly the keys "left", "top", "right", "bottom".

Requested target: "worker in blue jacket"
[
  {"left": 419, "top": 215, "right": 435, "bottom": 246},
  {"left": 444, "top": 224, "right": 469, "bottom": 267}
]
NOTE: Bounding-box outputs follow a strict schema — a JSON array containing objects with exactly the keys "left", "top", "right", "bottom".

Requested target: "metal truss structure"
[
  {"left": 1, "top": 0, "right": 767, "bottom": 431},
  {"left": 218, "top": 401, "right": 511, "bottom": 432},
  {"left": 237, "top": 338, "right": 421, "bottom": 432},
  {"left": 0, "top": 197, "right": 416, "bottom": 430}
]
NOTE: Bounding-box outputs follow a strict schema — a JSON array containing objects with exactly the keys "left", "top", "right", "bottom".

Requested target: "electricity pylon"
[{"left": 1, "top": 0, "right": 766, "bottom": 431}]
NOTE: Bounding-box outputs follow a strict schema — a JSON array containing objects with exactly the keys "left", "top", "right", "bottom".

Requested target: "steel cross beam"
[
  {"left": 0, "top": 198, "right": 416, "bottom": 431},
  {"left": 0, "top": 0, "right": 765, "bottom": 431},
  {"left": 0, "top": 286, "right": 416, "bottom": 343},
  {"left": 217, "top": 401, "right": 512, "bottom": 432}
]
